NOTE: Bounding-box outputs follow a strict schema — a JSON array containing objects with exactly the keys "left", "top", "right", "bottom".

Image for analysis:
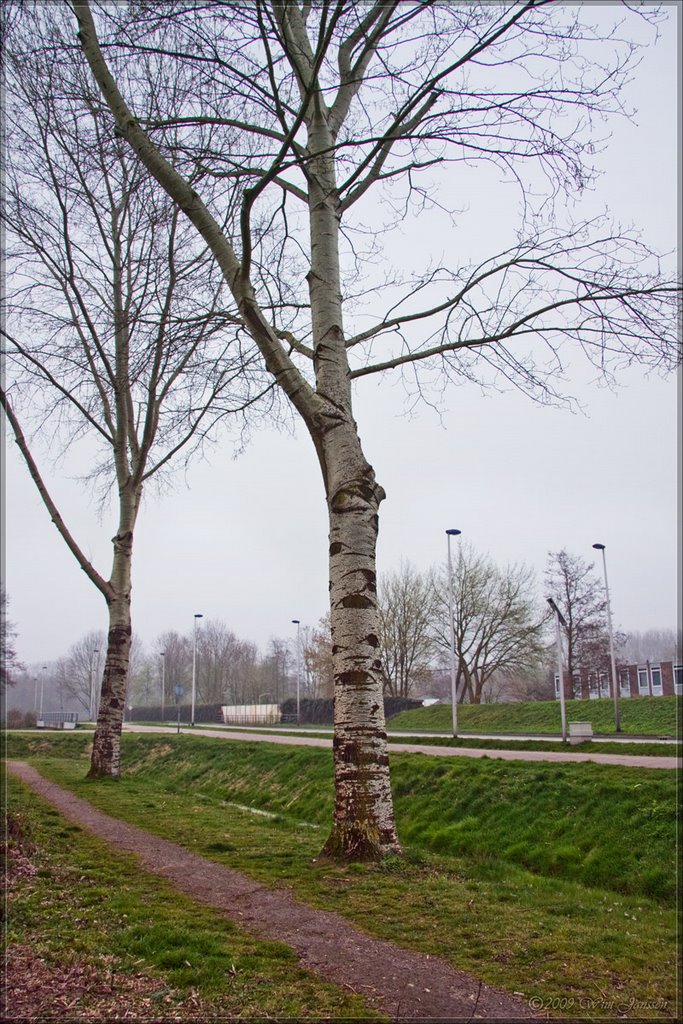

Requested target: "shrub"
[{"left": 4, "top": 708, "right": 36, "bottom": 729}]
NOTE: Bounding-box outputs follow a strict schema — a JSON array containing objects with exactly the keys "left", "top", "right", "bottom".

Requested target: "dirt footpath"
[{"left": 7, "top": 760, "right": 538, "bottom": 1022}]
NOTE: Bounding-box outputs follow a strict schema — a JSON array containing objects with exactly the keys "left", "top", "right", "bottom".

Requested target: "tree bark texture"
[
  {"left": 87, "top": 524, "right": 135, "bottom": 779},
  {"left": 320, "top": 427, "right": 401, "bottom": 859}
]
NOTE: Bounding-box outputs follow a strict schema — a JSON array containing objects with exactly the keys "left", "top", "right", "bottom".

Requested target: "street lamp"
[
  {"left": 160, "top": 651, "right": 166, "bottom": 723},
  {"left": 89, "top": 648, "right": 100, "bottom": 722},
  {"left": 446, "top": 529, "right": 462, "bottom": 738},
  {"left": 40, "top": 665, "right": 47, "bottom": 720},
  {"left": 191, "top": 614, "right": 203, "bottom": 726},
  {"left": 592, "top": 543, "right": 621, "bottom": 733},
  {"left": 547, "top": 597, "right": 568, "bottom": 743},
  {"left": 174, "top": 684, "right": 184, "bottom": 734},
  {"left": 291, "top": 619, "right": 301, "bottom": 725}
]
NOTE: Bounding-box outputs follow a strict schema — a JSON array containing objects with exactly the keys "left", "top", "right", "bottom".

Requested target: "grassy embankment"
[
  {"left": 388, "top": 695, "right": 681, "bottom": 737},
  {"left": 131, "top": 696, "right": 683, "bottom": 756},
  {"left": 4, "top": 730, "right": 679, "bottom": 1019}
]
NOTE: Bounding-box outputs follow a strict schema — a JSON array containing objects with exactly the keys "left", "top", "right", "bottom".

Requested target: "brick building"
[{"left": 555, "top": 660, "right": 682, "bottom": 700}]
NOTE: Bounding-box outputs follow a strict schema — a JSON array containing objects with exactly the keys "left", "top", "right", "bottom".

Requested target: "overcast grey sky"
[{"left": 3, "top": 5, "right": 680, "bottom": 667}]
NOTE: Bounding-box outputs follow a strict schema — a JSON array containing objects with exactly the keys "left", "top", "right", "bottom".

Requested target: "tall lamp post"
[
  {"left": 446, "top": 529, "right": 462, "bottom": 738},
  {"left": 160, "top": 651, "right": 166, "bottom": 723},
  {"left": 191, "top": 613, "right": 203, "bottom": 726},
  {"left": 592, "top": 543, "right": 621, "bottom": 733},
  {"left": 40, "top": 665, "right": 47, "bottom": 721},
  {"left": 291, "top": 619, "right": 301, "bottom": 725},
  {"left": 547, "top": 598, "right": 568, "bottom": 743},
  {"left": 89, "top": 648, "right": 100, "bottom": 721}
]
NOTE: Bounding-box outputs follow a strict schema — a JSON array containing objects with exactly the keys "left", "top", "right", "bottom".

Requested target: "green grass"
[
  {"left": 5, "top": 731, "right": 678, "bottom": 900},
  {"left": 388, "top": 695, "right": 682, "bottom": 737},
  {"left": 4, "top": 732, "right": 680, "bottom": 1019},
  {"left": 170, "top": 725, "right": 680, "bottom": 757},
  {"left": 389, "top": 735, "right": 683, "bottom": 756},
  {"left": 4, "top": 772, "right": 381, "bottom": 1020},
  {"left": 117, "top": 718, "right": 681, "bottom": 756}
]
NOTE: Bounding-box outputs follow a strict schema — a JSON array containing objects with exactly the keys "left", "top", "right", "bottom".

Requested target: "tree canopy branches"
[{"left": 68, "top": 0, "right": 679, "bottom": 413}]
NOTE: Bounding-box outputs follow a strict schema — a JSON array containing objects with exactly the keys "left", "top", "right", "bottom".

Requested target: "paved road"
[
  {"left": 202, "top": 724, "right": 680, "bottom": 745},
  {"left": 123, "top": 723, "right": 681, "bottom": 769}
]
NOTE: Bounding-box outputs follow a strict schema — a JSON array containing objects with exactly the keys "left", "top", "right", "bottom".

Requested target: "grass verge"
[
  {"left": 3, "top": 770, "right": 381, "bottom": 1020},
  {"left": 4, "top": 731, "right": 680, "bottom": 1019},
  {"left": 160, "top": 725, "right": 680, "bottom": 758},
  {"left": 388, "top": 695, "right": 682, "bottom": 736}
]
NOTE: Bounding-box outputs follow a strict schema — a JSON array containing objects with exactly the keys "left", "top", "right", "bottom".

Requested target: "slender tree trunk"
[
  {"left": 301, "top": 102, "right": 400, "bottom": 858},
  {"left": 88, "top": 516, "right": 136, "bottom": 779},
  {"left": 318, "top": 424, "right": 401, "bottom": 860}
]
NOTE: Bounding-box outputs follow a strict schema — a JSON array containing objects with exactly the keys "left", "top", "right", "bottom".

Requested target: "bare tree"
[
  {"left": 303, "top": 615, "right": 334, "bottom": 700},
  {"left": 435, "top": 544, "right": 548, "bottom": 705},
  {"left": 545, "top": 549, "right": 617, "bottom": 689},
  {"left": 262, "top": 637, "right": 292, "bottom": 706},
  {"left": 67, "top": 0, "right": 681, "bottom": 858},
  {"left": 196, "top": 620, "right": 260, "bottom": 705},
  {"left": 155, "top": 631, "right": 192, "bottom": 708},
  {"left": 2, "top": 8, "right": 273, "bottom": 778},
  {"left": 1, "top": 590, "right": 24, "bottom": 693},
  {"left": 620, "top": 629, "right": 680, "bottom": 666},
  {"left": 378, "top": 563, "right": 437, "bottom": 698},
  {"left": 58, "top": 631, "right": 107, "bottom": 714}
]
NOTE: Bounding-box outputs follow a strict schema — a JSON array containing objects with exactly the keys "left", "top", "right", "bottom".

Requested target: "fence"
[{"left": 36, "top": 711, "right": 79, "bottom": 729}]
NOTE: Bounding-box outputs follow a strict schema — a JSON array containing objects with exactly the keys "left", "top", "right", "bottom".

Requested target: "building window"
[
  {"left": 674, "top": 665, "right": 682, "bottom": 696},
  {"left": 619, "top": 670, "right": 630, "bottom": 697},
  {"left": 554, "top": 673, "right": 560, "bottom": 698},
  {"left": 638, "top": 667, "right": 649, "bottom": 692},
  {"left": 598, "top": 671, "right": 609, "bottom": 698},
  {"left": 650, "top": 666, "right": 662, "bottom": 694}
]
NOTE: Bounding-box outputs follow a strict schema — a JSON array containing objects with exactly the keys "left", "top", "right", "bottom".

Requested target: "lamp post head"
[
  {"left": 292, "top": 619, "right": 300, "bottom": 625},
  {"left": 592, "top": 543, "right": 605, "bottom": 551},
  {"left": 446, "top": 528, "right": 462, "bottom": 536},
  {"left": 160, "top": 651, "right": 165, "bottom": 657},
  {"left": 194, "top": 613, "right": 203, "bottom": 619}
]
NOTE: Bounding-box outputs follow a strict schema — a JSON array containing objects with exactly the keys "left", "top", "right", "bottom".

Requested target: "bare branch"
[{"left": 1, "top": 387, "right": 114, "bottom": 601}]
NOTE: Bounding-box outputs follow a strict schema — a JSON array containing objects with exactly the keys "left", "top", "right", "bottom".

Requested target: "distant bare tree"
[
  {"left": 303, "top": 615, "right": 334, "bottom": 700},
  {"left": 545, "top": 550, "right": 624, "bottom": 689},
  {"left": 378, "top": 563, "right": 438, "bottom": 699},
  {"left": 154, "top": 632, "right": 192, "bottom": 709},
  {"left": 262, "top": 638, "right": 292, "bottom": 707},
  {"left": 71, "top": 0, "right": 681, "bottom": 858},
  {"left": 59, "top": 632, "right": 107, "bottom": 714},
  {"left": 436, "top": 544, "right": 548, "bottom": 704},
  {"left": 620, "top": 629, "right": 680, "bottom": 666},
  {"left": 1, "top": 590, "right": 24, "bottom": 694},
  {"left": 196, "top": 621, "right": 260, "bottom": 705}
]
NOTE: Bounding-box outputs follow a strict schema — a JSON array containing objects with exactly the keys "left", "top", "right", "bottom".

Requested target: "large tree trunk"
[
  {"left": 303, "top": 101, "right": 401, "bottom": 858},
  {"left": 87, "top": 527, "right": 134, "bottom": 779},
  {"left": 318, "top": 425, "right": 401, "bottom": 860}
]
